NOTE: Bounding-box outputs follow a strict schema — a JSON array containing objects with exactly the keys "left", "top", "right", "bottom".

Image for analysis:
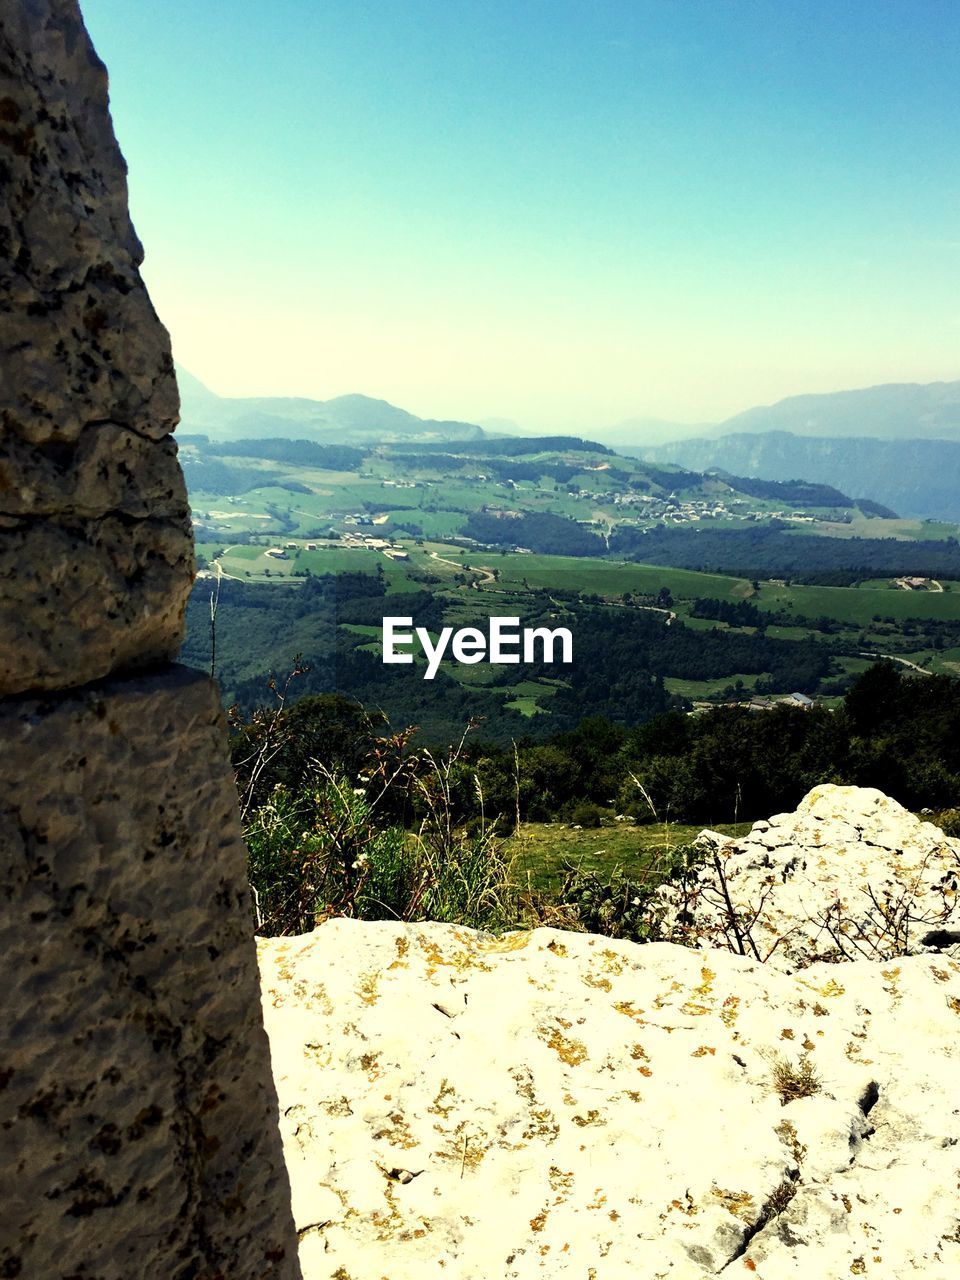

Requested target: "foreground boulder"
[
  {"left": 259, "top": 918, "right": 960, "bottom": 1279},
  {"left": 655, "top": 785, "right": 960, "bottom": 971}
]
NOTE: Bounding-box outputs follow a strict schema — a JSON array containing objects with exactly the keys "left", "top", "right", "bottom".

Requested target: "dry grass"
[{"left": 770, "top": 1054, "right": 822, "bottom": 1105}]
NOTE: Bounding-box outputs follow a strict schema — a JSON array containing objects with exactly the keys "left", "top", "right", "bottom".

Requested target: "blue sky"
[{"left": 80, "top": 0, "right": 960, "bottom": 429}]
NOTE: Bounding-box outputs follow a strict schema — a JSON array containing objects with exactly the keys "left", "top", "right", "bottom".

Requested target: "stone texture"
[
  {"left": 0, "top": 0, "right": 193, "bottom": 694},
  {"left": 654, "top": 785, "right": 960, "bottom": 971},
  {"left": 259, "top": 917, "right": 960, "bottom": 1280},
  {"left": 0, "top": 666, "right": 300, "bottom": 1279}
]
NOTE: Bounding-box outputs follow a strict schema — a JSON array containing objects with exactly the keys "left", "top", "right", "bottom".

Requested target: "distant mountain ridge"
[
  {"left": 176, "top": 367, "right": 485, "bottom": 444},
  {"left": 640, "top": 431, "right": 960, "bottom": 522},
  {"left": 715, "top": 379, "right": 960, "bottom": 441}
]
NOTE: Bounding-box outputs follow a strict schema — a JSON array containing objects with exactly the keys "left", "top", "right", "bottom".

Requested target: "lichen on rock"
[{"left": 258, "top": 788, "right": 960, "bottom": 1278}]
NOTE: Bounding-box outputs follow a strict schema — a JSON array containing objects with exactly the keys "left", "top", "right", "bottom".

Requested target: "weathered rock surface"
[
  {"left": 655, "top": 785, "right": 960, "bottom": 971},
  {"left": 259, "top": 916, "right": 960, "bottom": 1279},
  {"left": 1, "top": 6, "right": 299, "bottom": 1273},
  {"left": 1, "top": 666, "right": 299, "bottom": 1278},
  {"left": 0, "top": 0, "right": 192, "bottom": 694}
]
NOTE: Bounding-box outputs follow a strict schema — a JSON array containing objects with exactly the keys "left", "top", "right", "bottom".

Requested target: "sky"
[{"left": 80, "top": 0, "right": 960, "bottom": 431}]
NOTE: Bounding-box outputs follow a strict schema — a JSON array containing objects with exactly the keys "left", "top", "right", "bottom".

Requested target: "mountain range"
[
  {"left": 637, "top": 432, "right": 960, "bottom": 522},
  {"left": 177, "top": 369, "right": 960, "bottom": 520},
  {"left": 176, "top": 367, "right": 483, "bottom": 444}
]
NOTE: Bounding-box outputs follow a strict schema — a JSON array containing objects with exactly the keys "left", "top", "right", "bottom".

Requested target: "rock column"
[{"left": 0, "top": 3, "right": 300, "bottom": 1275}]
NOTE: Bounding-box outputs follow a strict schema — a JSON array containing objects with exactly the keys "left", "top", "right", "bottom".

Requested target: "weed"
[{"left": 770, "top": 1054, "right": 821, "bottom": 1105}]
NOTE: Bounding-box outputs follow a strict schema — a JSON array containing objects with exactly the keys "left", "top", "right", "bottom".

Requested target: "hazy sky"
[{"left": 80, "top": 0, "right": 960, "bottom": 430}]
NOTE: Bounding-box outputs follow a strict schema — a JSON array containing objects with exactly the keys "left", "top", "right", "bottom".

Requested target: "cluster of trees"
[
  {"left": 212, "top": 437, "right": 366, "bottom": 470},
  {"left": 180, "top": 434, "right": 366, "bottom": 471},
  {"left": 406, "top": 436, "right": 613, "bottom": 457},
  {"left": 180, "top": 457, "right": 281, "bottom": 496},
  {"left": 183, "top": 571, "right": 843, "bottom": 742},
  {"left": 233, "top": 665, "right": 960, "bottom": 834},
  {"left": 608, "top": 524, "right": 960, "bottom": 578},
  {"left": 463, "top": 511, "right": 606, "bottom": 556},
  {"left": 690, "top": 597, "right": 766, "bottom": 628},
  {"left": 723, "top": 475, "right": 853, "bottom": 506}
]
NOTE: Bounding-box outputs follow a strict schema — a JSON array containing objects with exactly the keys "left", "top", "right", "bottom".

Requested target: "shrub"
[
  {"left": 243, "top": 727, "right": 522, "bottom": 936},
  {"left": 569, "top": 802, "right": 603, "bottom": 829},
  {"left": 933, "top": 808, "right": 960, "bottom": 839},
  {"left": 771, "top": 1054, "right": 822, "bottom": 1105}
]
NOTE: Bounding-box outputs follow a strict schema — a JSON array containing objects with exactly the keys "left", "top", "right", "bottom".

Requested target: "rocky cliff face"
[
  {"left": 0, "top": 4, "right": 299, "bottom": 1276},
  {"left": 0, "top": 0, "right": 192, "bottom": 694},
  {"left": 258, "top": 786, "right": 960, "bottom": 1279}
]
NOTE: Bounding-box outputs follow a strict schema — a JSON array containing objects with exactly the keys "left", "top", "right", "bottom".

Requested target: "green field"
[{"left": 505, "top": 820, "right": 752, "bottom": 890}]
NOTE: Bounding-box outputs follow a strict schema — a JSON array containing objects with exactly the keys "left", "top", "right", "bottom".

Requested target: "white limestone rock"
[
  {"left": 656, "top": 785, "right": 960, "bottom": 971},
  {"left": 259, "top": 919, "right": 960, "bottom": 1279}
]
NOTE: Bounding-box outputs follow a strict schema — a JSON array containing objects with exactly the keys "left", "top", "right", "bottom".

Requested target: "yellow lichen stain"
[
  {"left": 549, "top": 1166, "right": 575, "bottom": 1202},
  {"left": 434, "top": 1122, "right": 487, "bottom": 1171},
  {"left": 930, "top": 966, "right": 949, "bottom": 983},
  {"left": 812, "top": 1002, "right": 829, "bottom": 1016},
  {"left": 654, "top": 980, "right": 685, "bottom": 1010},
  {"left": 582, "top": 973, "right": 613, "bottom": 992},
  {"left": 614, "top": 1000, "right": 647, "bottom": 1024},
  {"left": 817, "top": 978, "right": 846, "bottom": 999},
  {"left": 359, "top": 1051, "right": 383, "bottom": 1081},
  {"left": 841, "top": 1194, "right": 853, "bottom": 1213},
  {"left": 320, "top": 1096, "right": 354, "bottom": 1118},
  {"left": 680, "top": 1001, "right": 711, "bottom": 1017},
  {"left": 303, "top": 1041, "right": 332, "bottom": 1069},
  {"left": 712, "top": 1187, "right": 756, "bottom": 1221},
  {"left": 387, "top": 935, "right": 410, "bottom": 970},
  {"left": 780, "top": 1028, "right": 795, "bottom": 1040},
  {"left": 372, "top": 1111, "right": 418, "bottom": 1150},
  {"left": 547, "top": 938, "right": 568, "bottom": 957},
  {"left": 691, "top": 1045, "right": 716, "bottom": 1057},
  {"left": 414, "top": 930, "right": 493, "bottom": 977},
  {"left": 587, "top": 1189, "right": 607, "bottom": 1211},
  {"left": 572, "top": 1109, "right": 604, "bottom": 1128},
  {"left": 696, "top": 966, "right": 716, "bottom": 995},
  {"left": 524, "top": 1106, "right": 560, "bottom": 1143},
  {"left": 475, "top": 931, "right": 533, "bottom": 954},
  {"left": 630, "top": 1043, "right": 650, "bottom": 1062},
  {"left": 720, "top": 995, "right": 741, "bottom": 1027},
  {"left": 948, "top": 996, "right": 960, "bottom": 1016},
  {"left": 540, "top": 1023, "right": 589, "bottom": 1066},
  {"left": 668, "top": 1191, "right": 699, "bottom": 1218},
  {"left": 600, "top": 948, "right": 626, "bottom": 975},
  {"left": 850, "top": 1258, "right": 866, "bottom": 1274},
  {"left": 358, "top": 971, "right": 381, "bottom": 1006},
  {"left": 802, "top": 1037, "right": 816, "bottom": 1051},
  {"left": 428, "top": 1078, "right": 457, "bottom": 1119},
  {"left": 624, "top": 1090, "right": 642, "bottom": 1102},
  {"left": 776, "top": 1118, "right": 807, "bottom": 1165},
  {"left": 530, "top": 1211, "right": 548, "bottom": 1233}
]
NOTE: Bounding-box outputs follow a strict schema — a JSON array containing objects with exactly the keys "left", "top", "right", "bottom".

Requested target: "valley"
[{"left": 179, "top": 430, "right": 960, "bottom": 740}]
